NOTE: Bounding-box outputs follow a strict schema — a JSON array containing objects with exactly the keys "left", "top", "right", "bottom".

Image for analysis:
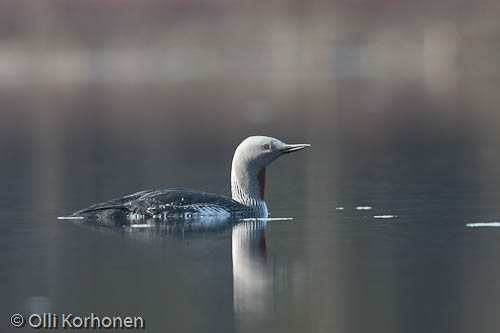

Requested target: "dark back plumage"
[{"left": 72, "top": 188, "right": 256, "bottom": 219}]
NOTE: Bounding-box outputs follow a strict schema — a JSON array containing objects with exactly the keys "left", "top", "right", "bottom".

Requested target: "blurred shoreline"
[{"left": 1, "top": 1, "right": 500, "bottom": 85}]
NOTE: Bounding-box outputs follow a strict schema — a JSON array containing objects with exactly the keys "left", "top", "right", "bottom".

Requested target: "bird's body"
[
  {"left": 66, "top": 136, "right": 310, "bottom": 220},
  {"left": 71, "top": 188, "right": 261, "bottom": 219}
]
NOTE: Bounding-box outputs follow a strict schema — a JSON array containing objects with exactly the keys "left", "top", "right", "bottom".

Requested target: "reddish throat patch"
[{"left": 257, "top": 168, "right": 266, "bottom": 200}]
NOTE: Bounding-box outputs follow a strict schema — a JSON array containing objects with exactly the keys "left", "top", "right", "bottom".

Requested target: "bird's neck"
[{"left": 231, "top": 160, "right": 267, "bottom": 211}]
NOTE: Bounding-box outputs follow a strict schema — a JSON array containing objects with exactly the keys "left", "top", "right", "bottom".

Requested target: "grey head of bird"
[{"left": 230, "top": 136, "right": 310, "bottom": 210}]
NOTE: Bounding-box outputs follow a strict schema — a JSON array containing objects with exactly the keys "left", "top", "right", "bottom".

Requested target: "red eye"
[{"left": 264, "top": 144, "right": 270, "bottom": 150}]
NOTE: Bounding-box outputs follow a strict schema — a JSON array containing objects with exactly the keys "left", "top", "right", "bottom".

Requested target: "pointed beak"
[{"left": 281, "top": 143, "right": 311, "bottom": 154}]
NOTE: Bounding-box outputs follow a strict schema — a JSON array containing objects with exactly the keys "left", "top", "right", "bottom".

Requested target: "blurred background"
[
  {"left": 2, "top": 1, "right": 500, "bottom": 332},
  {"left": 2, "top": 0, "right": 500, "bottom": 197}
]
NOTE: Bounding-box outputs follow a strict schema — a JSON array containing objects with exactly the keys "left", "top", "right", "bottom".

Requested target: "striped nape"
[{"left": 231, "top": 182, "right": 268, "bottom": 216}]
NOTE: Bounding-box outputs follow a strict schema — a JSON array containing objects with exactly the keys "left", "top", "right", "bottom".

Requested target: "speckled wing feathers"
[{"left": 72, "top": 188, "right": 254, "bottom": 219}]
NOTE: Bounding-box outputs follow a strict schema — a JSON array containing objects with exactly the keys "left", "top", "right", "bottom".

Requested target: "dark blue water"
[{"left": 2, "top": 80, "right": 500, "bottom": 333}]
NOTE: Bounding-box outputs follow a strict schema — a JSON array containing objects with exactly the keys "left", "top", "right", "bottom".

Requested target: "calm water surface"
[{"left": 2, "top": 80, "right": 500, "bottom": 333}]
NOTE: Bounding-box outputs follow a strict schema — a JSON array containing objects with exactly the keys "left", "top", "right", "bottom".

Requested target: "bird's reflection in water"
[
  {"left": 64, "top": 217, "right": 275, "bottom": 330},
  {"left": 68, "top": 217, "right": 235, "bottom": 240},
  {"left": 232, "top": 221, "right": 274, "bottom": 329}
]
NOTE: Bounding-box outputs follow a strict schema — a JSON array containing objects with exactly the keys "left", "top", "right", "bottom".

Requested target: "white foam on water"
[
  {"left": 130, "top": 224, "right": 154, "bottom": 228},
  {"left": 239, "top": 217, "right": 293, "bottom": 222},
  {"left": 336, "top": 207, "right": 344, "bottom": 210},
  {"left": 466, "top": 222, "right": 500, "bottom": 228},
  {"left": 57, "top": 216, "right": 84, "bottom": 220},
  {"left": 356, "top": 206, "right": 372, "bottom": 210},
  {"left": 373, "top": 215, "right": 397, "bottom": 219}
]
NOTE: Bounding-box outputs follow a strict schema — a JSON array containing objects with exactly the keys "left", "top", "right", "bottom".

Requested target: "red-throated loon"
[{"left": 65, "top": 136, "right": 310, "bottom": 220}]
